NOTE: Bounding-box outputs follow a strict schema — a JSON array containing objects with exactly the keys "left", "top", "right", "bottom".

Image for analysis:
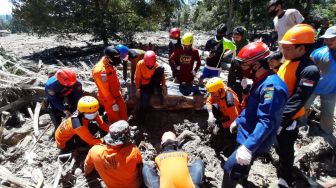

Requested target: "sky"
[{"left": 0, "top": 0, "right": 13, "bottom": 15}]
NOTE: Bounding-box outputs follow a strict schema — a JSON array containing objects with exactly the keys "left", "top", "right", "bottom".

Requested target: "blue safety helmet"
[{"left": 115, "top": 44, "right": 129, "bottom": 59}]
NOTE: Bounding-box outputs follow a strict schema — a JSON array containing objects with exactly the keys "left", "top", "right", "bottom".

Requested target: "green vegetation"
[{"left": 2, "top": 0, "right": 335, "bottom": 43}]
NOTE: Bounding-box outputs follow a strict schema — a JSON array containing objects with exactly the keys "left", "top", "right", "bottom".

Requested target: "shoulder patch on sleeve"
[
  {"left": 263, "top": 87, "right": 274, "bottom": 101},
  {"left": 47, "top": 89, "right": 55, "bottom": 96},
  {"left": 71, "top": 117, "right": 82, "bottom": 129}
]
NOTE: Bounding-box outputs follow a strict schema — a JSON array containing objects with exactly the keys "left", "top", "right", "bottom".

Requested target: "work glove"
[
  {"left": 207, "top": 112, "right": 216, "bottom": 125},
  {"left": 236, "top": 145, "right": 252, "bottom": 166},
  {"left": 136, "top": 89, "right": 141, "bottom": 99},
  {"left": 229, "top": 121, "right": 238, "bottom": 134},
  {"left": 162, "top": 86, "right": 168, "bottom": 96},
  {"left": 192, "top": 70, "right": 196, "bottom": 76},
  {"left": 112, "top": 104, "right": 119, "bottom": 111},
  {"left": 176, "top": 66, "right": 181, "bottom": 71},
  {"left": 63, "top": 110, "right": 72, "bottom": 118}
]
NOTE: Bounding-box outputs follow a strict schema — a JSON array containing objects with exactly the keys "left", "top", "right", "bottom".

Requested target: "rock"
[{"left": 38, "top": 114, "right": 51, "bottom": 127}]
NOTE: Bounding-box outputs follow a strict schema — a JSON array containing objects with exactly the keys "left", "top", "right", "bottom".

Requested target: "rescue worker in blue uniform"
[
  {"left": 45, "top": 68, "right": 83, "bottom": 129},
  {"left": 223, "top": 42, "right": 288, "bottom": 186}
]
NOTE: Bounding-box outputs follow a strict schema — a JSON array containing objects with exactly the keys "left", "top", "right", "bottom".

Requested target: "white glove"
[
  {"left": 203, "top": 51, "right": 210, "bottom": 58},
  {"left": 236, "top": 145, "right": 252, "bottom": 166},
  {"left": 241, "top": 78, "right": 253, "bottom": 89},
  {"left": 192, "top": 70, "right": 196, "bottom": 76},
  {"left": 207, "top": 112, "right": 216, "bottom": 124},
  {"left": 112, "top": 104, "right": 119, "bottom": 111},
  {"left": 229, "top": 121, "right": 238, "bottom": 134},
  {"left": 286, "top": 120, "right": 297, "bottom": 131},
  {"left": 176, "top": 66, "right": 180, "bottom": 71}
]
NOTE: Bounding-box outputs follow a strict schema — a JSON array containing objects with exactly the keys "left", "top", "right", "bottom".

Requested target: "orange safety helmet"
[
  {"left": 169, "top": 27, "right": 181, "bottom": 39},
  {"left": 279, "top": 24, "right": 315, "bottom": 44},
  {"left": 144, "top": 51, "right": 156, "bottom": 67},
  {"left": 236, "top": 41, "right": 271, "bottom": 65},
  {"left": 55, "top": 68, "right": 77, "bottom": 87}
]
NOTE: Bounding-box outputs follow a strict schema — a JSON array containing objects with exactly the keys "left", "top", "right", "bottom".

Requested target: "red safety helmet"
[
  {"left": 169, "top": 27, "right": 181, "bottom": 39},
  {"left": 236, "top": 41, "right": 271, "bottom": 65},
  {"left": 55, "top": 68, "right": 77, "bottom": 87},
  {"left": 144, "top": 51, "right": 156, "bottom": 67}
]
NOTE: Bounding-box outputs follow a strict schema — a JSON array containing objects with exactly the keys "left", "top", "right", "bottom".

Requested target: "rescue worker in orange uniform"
[
  {"left": 142, "top": 131, "right": 205, "bottom": 188},
  {"left": 55, "top": 96, "right": 109, "bottom": 150},
  {"left": 205, "top": 77, "right": 240, "bottom": 155},
  {"left": 92, "top": 46, "right": 128, "bottom": 124},
  {"left": 135, "top": 50, "right": 167, "bottom": 109},
  {"left": 276, "top": 24, "right": 320, "bottom": 187},
  {"left": 84, "top": 120, "right": 143, "bottom": 188}
]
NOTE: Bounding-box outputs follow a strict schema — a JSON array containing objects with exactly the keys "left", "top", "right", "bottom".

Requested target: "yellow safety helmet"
[
  {"left": 206, "top": 77, "right": 225, "bottom": 93},
  {"left": 182, "top": 32, "right": 193, "bottom": 46},
  {"left": 77, "top": 96, "right": 100, "bottom": 113}
]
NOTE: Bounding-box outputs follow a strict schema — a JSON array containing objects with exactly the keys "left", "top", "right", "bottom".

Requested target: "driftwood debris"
[
  {"left": 0, "top": 111, "right": 10, "bottom": 145},
  {"left": 0, "top": 165, "right": 34, "bottom": 188},
  {"left": 32, "top": 102, "right": 42, "bottom": 136}
]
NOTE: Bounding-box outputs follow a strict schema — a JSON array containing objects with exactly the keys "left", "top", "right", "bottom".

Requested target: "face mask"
[
  {"left": 84, "top": 112, "right": 98, "bottom": 120},
  {"left": 268, "top": 8, "right": 279, "bottom": 17},
  {"left": 242, "top": 64, "right": 258, "bottom": 80},
  {"left": 216, "top": 35, "right": 224, "bottom": 41},
  {"left": 108, "top": 57, "right": 121, "bottom": 66}
]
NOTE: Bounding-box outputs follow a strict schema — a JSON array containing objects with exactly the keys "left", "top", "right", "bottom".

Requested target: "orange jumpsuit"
[
  {"left": 84, "top": 144, "right": 142, "bottom": 188},
  {"left": 135, "top": 60, "right": 166, "bottom": 90},
  {"left": 155, "top": 151, "right": 195, "bottom": 188},
  {"left": 206, "top": 87, "right": 240, "bottom": 128},
  {"left": 55, "top": 114, "right": 109, "bottom": 149},
  {"left": 93, "top": 56, "right": 128, "bottom": 123}
]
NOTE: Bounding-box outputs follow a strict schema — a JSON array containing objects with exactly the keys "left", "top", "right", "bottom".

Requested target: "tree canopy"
[{"left": 6, "top": 0, "right": 336, "bottom": 43}]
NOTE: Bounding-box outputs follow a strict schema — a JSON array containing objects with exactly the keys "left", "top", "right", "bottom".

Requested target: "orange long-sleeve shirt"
[
  {"left": 55, "top": 114, "right": 109, "bottom": 149},
  {"left": 155, "top": 151, "right": 195, "bottom": 188},
  {"left": 84, "top": 144, "right": 142, "bottom": 188},
  {"left": 135, "top": 60, "right": 166, "bottom": 90},
  {"left": 93, "top": 56, "right": 122, "bottom": 104},
  {"left": 207, "top": 87, "right": 240, "bottom": 128}
]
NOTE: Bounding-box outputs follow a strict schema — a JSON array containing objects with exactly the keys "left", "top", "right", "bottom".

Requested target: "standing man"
[
  {"left": 223, "top": 42, "right": 288, "bottom": 186},
  {"left": 276, "top": 24, "right": 320, "bottom": 187},
  {"left": 201, "top": 23, "right": 236, "bottom": 84},
  {"left": 169, "top": 27, "right": 183, "bottom": 78},
  {"left": 84, "top": 120, "right": 143, "bottom": 188},
  {"left": 228, "top": 26, "right": 249, "bottom": 101},
  {"left": 170, "top": 32, "right": 201, "bottom": 95},
  {"left": 267, "top": 0, "right": 304, "bottom": 45},
  {"left": 92, "top": 46, "right": 128, "bottom": 124},
  {"left": 45, "top": 68, "right": 83, "bottom": 127},
  {"left": 304, "top": 26, "right": 336, "bottom": 135}
]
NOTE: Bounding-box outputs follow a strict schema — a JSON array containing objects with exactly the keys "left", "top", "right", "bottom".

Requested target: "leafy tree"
[{"left": 11, "top": 0, "right": 177, "bottom": 45}]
